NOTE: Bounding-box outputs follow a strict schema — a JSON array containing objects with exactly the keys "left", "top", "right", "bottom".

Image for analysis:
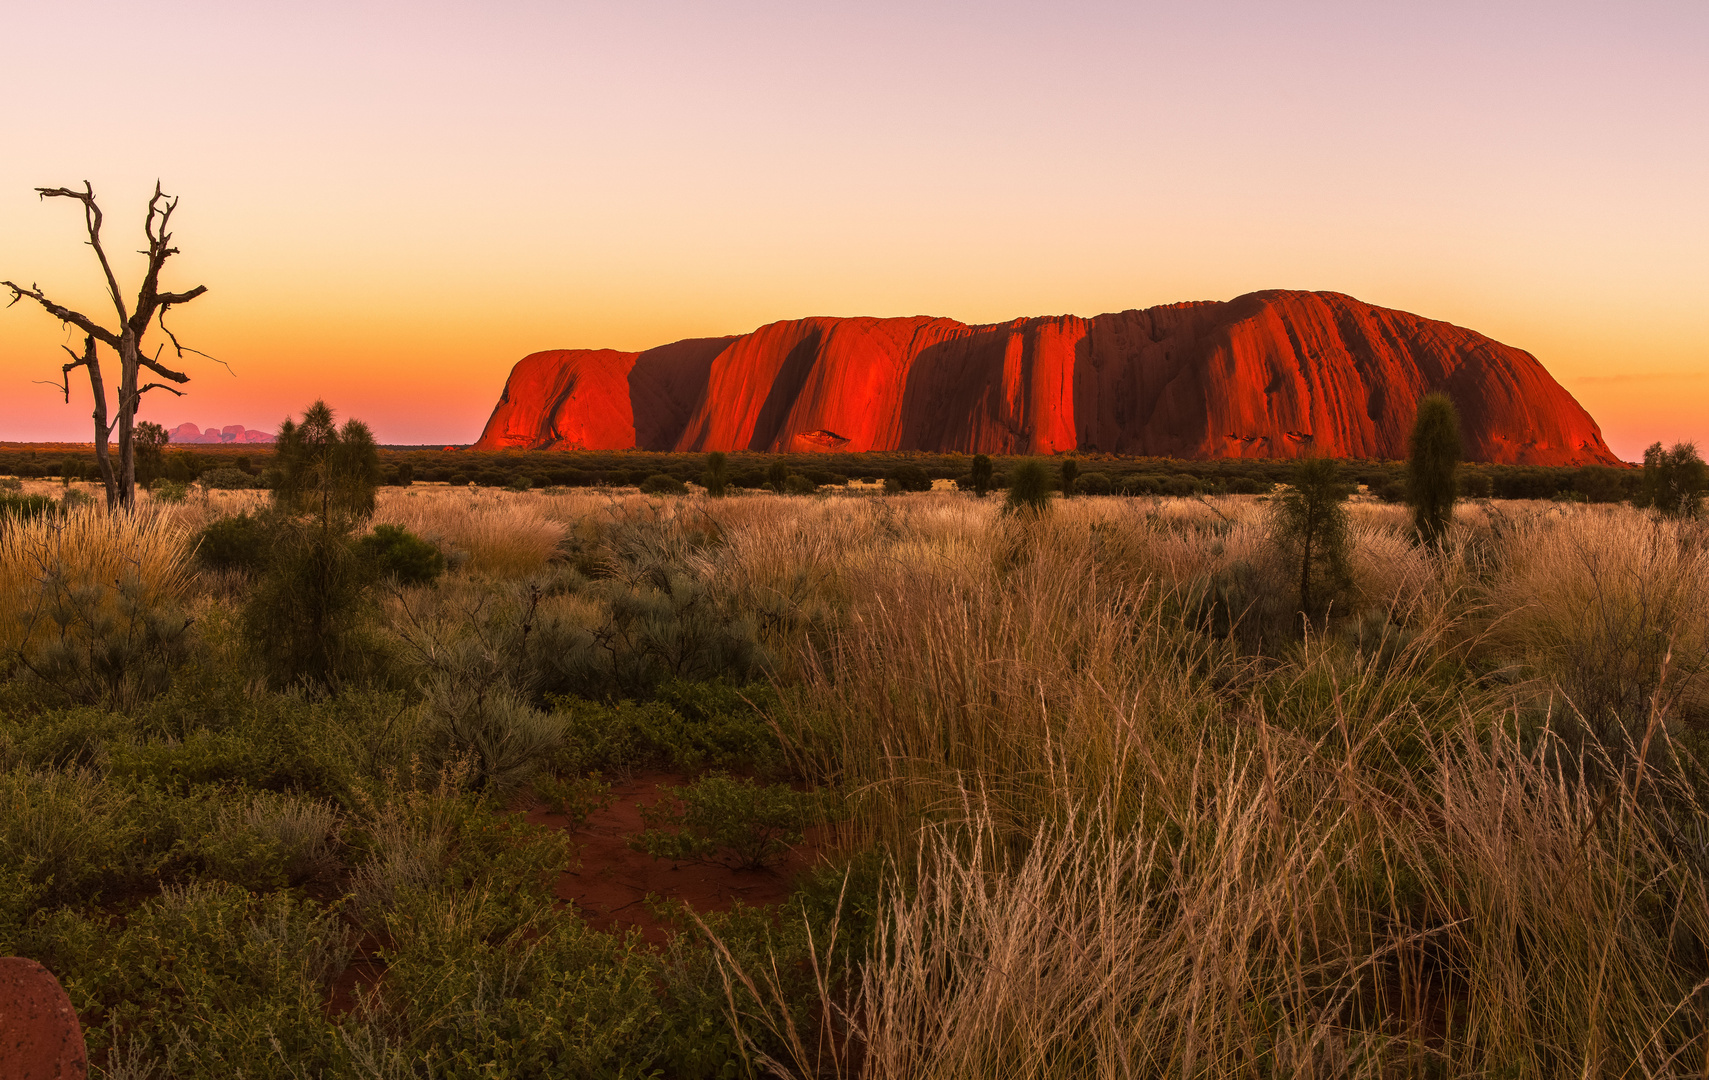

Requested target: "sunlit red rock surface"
[
  {"left": 476, "top": 290, "right": 1618, "bottom": 465},
  {"left": 0, "top": 957, "right": 87, "bottom": 1079}
]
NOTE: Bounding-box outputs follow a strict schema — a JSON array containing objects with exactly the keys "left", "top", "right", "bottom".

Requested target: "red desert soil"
[
  {"left": 0, "top": 957, "right": 88, "bottom": 1079},
  {"left": 474, "top": 289, "right": 1619, "bottom": 466},
  {"left": 528, "top": 772, "right": 824, "bottom": 946},
  {"left": 328, "top": 772, "right": 824, "bottom": 1012}
]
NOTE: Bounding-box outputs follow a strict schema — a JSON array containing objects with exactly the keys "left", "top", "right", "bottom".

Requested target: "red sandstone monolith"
[
  {"left": 0, "top": 958, "right": 87, "bottom": 1079},
  {"left": 474, "top": 290, "right": 1619, "bottom": 466}
]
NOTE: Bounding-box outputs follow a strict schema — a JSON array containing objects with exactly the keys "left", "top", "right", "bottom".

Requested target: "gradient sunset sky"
[{"left": 2, "top": 0, "right": 1704, "bottom": 460}]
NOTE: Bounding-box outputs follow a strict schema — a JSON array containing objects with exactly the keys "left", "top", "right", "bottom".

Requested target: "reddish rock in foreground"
[
  {"left": 0, "top": 958, "right": 87, "bottom": 1079},
  {"left": 476, "top": 290, "right": 1618, "bottom": 465}
]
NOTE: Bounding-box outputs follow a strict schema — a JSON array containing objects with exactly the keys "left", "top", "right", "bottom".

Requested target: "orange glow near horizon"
[{"left": 2, "top": 1, "right": 1705, "bottom": 461}]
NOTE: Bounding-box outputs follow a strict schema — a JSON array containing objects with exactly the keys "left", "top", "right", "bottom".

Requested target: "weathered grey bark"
[{"left": 4, "top": 182, "right": 208, "bottom": 509}]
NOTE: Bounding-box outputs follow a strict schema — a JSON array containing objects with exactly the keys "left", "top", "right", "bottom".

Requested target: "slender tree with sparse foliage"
[
  {"left": 246, "top": 401, "right": 383, "bottom": 691},
  {"left": 4, "top": 182, "right": 212, "bottom": 509},
  {"left": 1274, "top": 457, "right": 1351, "bottom": 622},
  {"left": 969, "top": 454, "right": 993, "bottom": 497},
  {"left": 1638, "top": 441, "right": 1706, "bottom": 519},
  {"left": 1407, "top": 393, "right": 1461, "bottom": 547}
]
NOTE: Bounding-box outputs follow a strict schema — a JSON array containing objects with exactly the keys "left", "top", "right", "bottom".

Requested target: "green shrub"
[
  {"left": 1637, "top": 440, "right": 1705, "bottom": 518},
  {"left": 783, "top": 474, "right": 816, "bottom": 495},
  {"left": 640, "top": 473, "right": 688, "bottom": 496},
  {"left": 1004, "top": 460, "right": 1052, "bottom": 514},
  {"left": 1460, "top": 470, "right": 1493, "bottom": 498},
  {"left": 16, "top": 567, "right": 194, "bottom": 712},
  {"left": 1077, "top": 471, "right": 1113, "bottom": 496},
  {"left": 632, "top": 772, "right": 815, "bottom": 871},
  {"left": 148, "top": 478, "right": 189, "bottom": 503},
  {"left": 198, "top": 466, "right": 256, "bottom": 490},
  {"left": 0, "top": 493, "right": 58, "bottom": 525},
  {"left": 531, "top": 773, "right": 613, "bottom": 829},
  {"left": 531, "top": 573, "right": 770, "bottom": 701},
  {"left": 48, "top": 882, "right": 350, "bottom": 1074},
  {"left": 1059, "top": 458, "right": 1080, "bottom": 497},
  {"left": 550, "top": 682, "right": 784, "bottom": 778},
  {"left": 883, "top": 464, "right": 931, "bottom": 493},
  {"left": 766, "top": 461, "right": 791, "bottom": 490},
  {"left": 356, "top": 524, "right": 445, "bottom": 585},
  {"left": 969, "top": 453, "right": 993, "bottom": 496},
  {"left": 194, "top": 511, "right": 273, "bottom": 573}
]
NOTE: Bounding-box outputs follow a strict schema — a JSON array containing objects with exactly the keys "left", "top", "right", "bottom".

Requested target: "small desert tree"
[
  {"left": 1637, "top": 441, "right": 1706, "bottom": 518},
  {"left": 1059, "top": 458, "right": 1080, "bottom": 498},
  {"left": 134, "top": 421, "right": 170, "bottom": 489},
  {"left": 245, "top": 401, "right": 382, "bottom": 690},
  {"left": 704, "top": 451, "right": 729, "bottom": 497},
  {"left": 273, "top": 400, "right": 382, "bottom": 530},
  {"left": 3, "top": 183, "right": 211, "bottom": 509},
  {"left": 1274, "top": 457, "right": 1351, "bottom": 622},
  {"left": 766, "top": 460, "right": 790, "bottom": 491},
  {"left": 1407, "top": 392, "right": 1462, "bottom": 547},
  {"left": 969, "top": 454, "right": 994, "bottom": 497}
]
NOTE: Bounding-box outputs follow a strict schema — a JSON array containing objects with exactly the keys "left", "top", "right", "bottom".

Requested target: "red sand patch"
[{"left": 526, "top": 771, "right": 824, "bottom": 945}]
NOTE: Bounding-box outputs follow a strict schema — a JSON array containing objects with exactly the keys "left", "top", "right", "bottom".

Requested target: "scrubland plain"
[{"left": 2, "top": 480, "right": 1707, "bottom": 1078}]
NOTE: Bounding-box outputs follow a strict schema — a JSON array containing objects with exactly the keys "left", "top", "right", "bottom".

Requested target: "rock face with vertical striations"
[{"left": 475, "top": 290, "right": 1618, "bottom": 465}]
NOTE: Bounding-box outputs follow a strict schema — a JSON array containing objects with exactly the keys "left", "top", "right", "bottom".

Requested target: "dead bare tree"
[{"left": 3, "top": 181, "right": 211, "bottom": 509}]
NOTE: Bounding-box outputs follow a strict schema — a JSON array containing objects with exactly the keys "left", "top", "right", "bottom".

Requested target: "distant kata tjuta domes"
[
  {"left": 475, "top": 290, "right": 1619, "bottom": 466},
  {"left": 167, "top": 422, "right": 276, "bottom": 445}
]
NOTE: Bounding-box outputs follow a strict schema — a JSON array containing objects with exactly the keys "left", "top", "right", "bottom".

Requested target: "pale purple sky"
[{"left": 2, "top": 0, "right": 1705, "bottom": 456}]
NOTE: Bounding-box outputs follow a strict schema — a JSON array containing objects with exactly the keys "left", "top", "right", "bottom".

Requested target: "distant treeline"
[{"left": 0, "top": 444, "right": 1641, "bottom": 503}]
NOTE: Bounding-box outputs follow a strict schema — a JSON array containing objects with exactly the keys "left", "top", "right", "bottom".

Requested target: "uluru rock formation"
[{"left": 476, "top": 290, "right": 1618, "bottom": 465}]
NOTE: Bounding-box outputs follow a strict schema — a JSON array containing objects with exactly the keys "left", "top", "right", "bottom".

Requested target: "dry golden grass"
[
  {"left": 0, "top": 502, "right": 194, "bottom": 654},
  {"left": 676, "top": 493, "right": 1709, "bottom": 1078},
  {"left": 373, "top": 488, "right": 567, "bottom": 577}
]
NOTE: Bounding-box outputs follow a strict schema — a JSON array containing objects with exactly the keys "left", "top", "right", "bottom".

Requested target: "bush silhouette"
[
  {"left": 1004, "top": 460, "right": 1052, "bottom": 515},
  {"left": 1637, "top": 441, "right": 1705, "bottom": 518},
  {"left": 1407, "top": 393, "right": 1461, "bottom": 547},
  {"left": 356, "top": 524, "right": 445, "bottom": 586}
]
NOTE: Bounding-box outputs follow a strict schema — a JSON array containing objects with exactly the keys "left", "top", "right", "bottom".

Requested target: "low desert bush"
[
  {"left": 197, "top": 466, "right": 258, "bottom": 491},
  {"left": 193, "top": 510, "right": 273, "bottom": 573},
  {"left": 641, "top": 473, "right": 689, "bottom": 496},
  {"left": 357, "top": 523, "right": 445, "bottom": 585},
  {"left": 633, "top": 773, "right": 815, "bottom": 871}
]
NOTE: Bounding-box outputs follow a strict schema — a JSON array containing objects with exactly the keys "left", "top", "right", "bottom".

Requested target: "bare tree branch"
[
  {"left": 136, "top": 382, "right": 186, "bottom": 398},
  {"left": 141, "top": 343, "right": 191, "bottom": 384},
  {"left": 35, "top": 183, "right": 129, "bottom": 326},
  {"left": 159, "top": 305, "right": 229, "bottom": 373},
  {"left": 1, "top": 280, "right": 120, "bottom": 347}
]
